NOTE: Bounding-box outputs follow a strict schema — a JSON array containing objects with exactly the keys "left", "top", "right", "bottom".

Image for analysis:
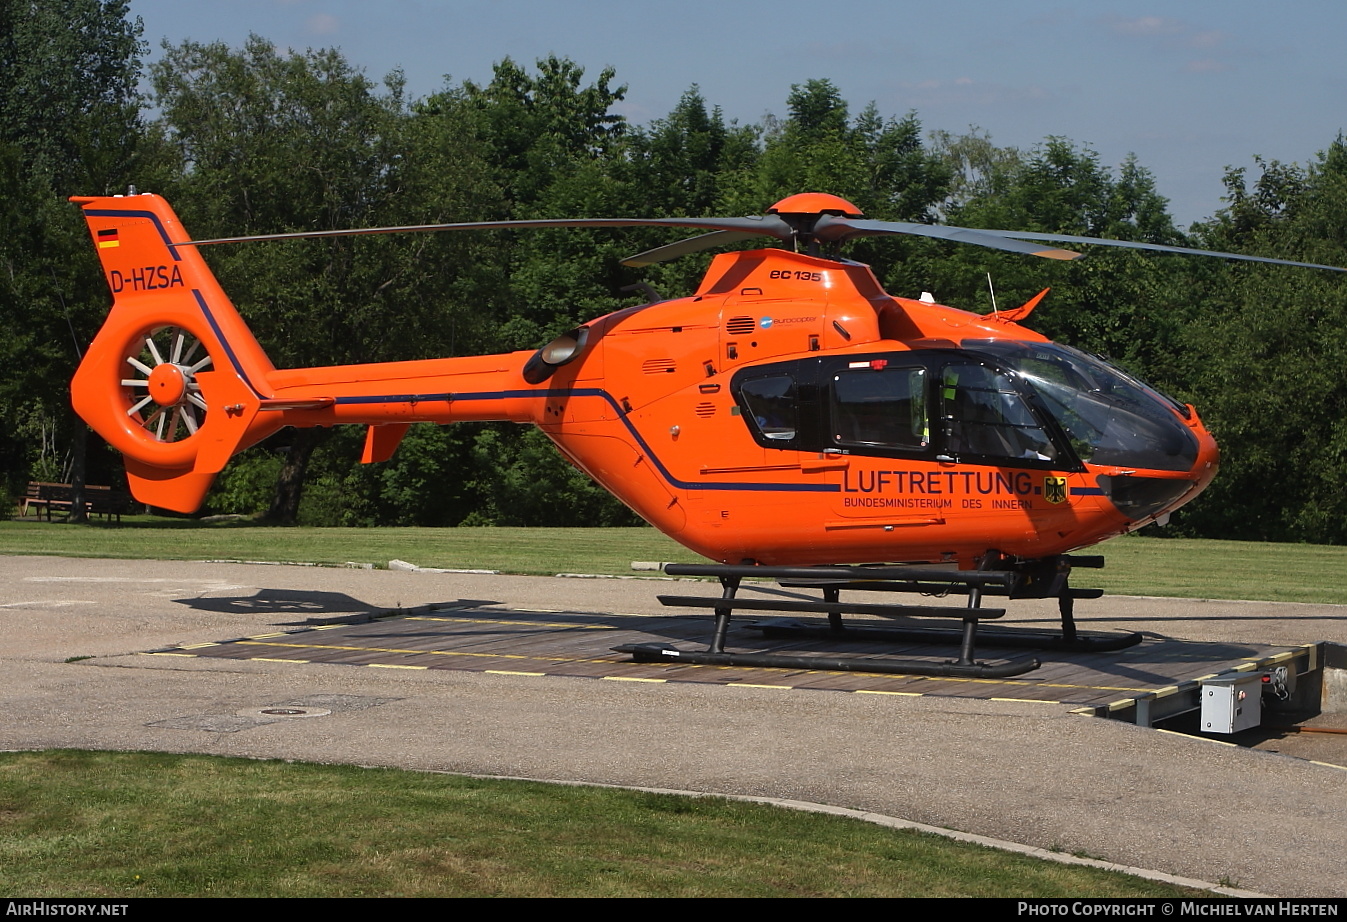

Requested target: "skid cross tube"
[
  {"left": 663, "top": 563, "right": 1019, "bottom": 587},
  {"left": 769, "top": 554, "right": 1138, "bottom": 653}
]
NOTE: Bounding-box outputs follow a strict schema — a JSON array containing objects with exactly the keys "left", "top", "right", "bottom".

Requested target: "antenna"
[{"left": 987, "top": 272, "right": 999, "bottom": 318}]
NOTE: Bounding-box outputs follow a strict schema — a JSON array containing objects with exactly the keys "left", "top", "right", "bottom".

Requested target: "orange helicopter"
[{"left": 67, "top": 191, "right": 1343, "bottom": 676}]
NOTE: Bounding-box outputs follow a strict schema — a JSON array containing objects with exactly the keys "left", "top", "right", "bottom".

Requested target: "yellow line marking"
[
  {"left": 990, "top": 697, "right": 1060, "bottom": 704},
  {"left": 1156, "top": 729, "right": 1238, "bottom": 747},
  {"left": 855, "top": 690, "right": 923, "bottom": 697},
  {"left": 1310, "top": 760, "right": 1347, "bottom": 771},
  {"left": 603, "top": 676, "right": 667, "bottom": 683},
  {"left": 235, "top": 640, "right": 615, "bottom": 666},
  {"left": 368, "top": 663, "right": 428, "bottom": 670},
  {"left": 224, "top": 638, "right": 1159, "bottom": 695},
  {"left": 408, "top": 615, "right": 613, "bottom": 631},
  {"left": 484, "top": 670, "right": 546, "bottom": 676},
  {"left": 250, "top": 657, "right": 309, "bottom": 664},
  {"left": 1032, "top": 681, "right": 1154, "bottom": 692},
  {"left": 178, "top": 642, "right": 219, "bottom": 649},
  {"left": 896, "top": 673, "right": 1153, "bottom": 693},
  {"left": 248, "top": 632, "right": 287, "bottom": 639},
  {"left": 214, "top": 636, "right": 1290, "bottom": 704}
]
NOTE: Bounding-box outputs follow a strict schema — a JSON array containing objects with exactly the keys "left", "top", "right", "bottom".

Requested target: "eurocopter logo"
[
  {"left": 759, "top": 317, "right": 773, "bottom": 329},
  {"left": 1043, "top": 476, "right": 1068, "bottom": 504}
]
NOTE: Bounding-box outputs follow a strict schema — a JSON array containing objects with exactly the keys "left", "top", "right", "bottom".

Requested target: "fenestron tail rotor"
[{"left": 121, "top": 326, "right": 213, "bottom": 444}]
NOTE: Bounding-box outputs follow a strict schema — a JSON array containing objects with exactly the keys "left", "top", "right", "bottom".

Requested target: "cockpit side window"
[
  {"left": 963, "top": 340, "right": 1199, "bottom": 472},
  {"left": 831, "top": 366, "right": 928, "bottom": 451},
  {"left": 941, "top": 363, "right": 1058, "bottom": 464}
]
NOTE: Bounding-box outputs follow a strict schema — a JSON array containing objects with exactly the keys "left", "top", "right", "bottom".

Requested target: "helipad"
[{"left": 151, "top": 600, "right": 1315, "bottom": 715}]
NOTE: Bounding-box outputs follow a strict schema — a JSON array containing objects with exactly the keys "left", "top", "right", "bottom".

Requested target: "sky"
[{"left": 125, "top": 0, "right": 1347, "bottom": 229}]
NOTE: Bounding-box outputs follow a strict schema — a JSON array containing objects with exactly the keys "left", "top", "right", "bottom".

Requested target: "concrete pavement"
[{"left": 2, "top": 554, "right": 1345, "bottom": 896}]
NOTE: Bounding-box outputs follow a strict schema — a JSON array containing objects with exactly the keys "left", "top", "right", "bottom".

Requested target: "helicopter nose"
[{"left": 1097, "top": 416, "right": 1219, "bottom": 523}]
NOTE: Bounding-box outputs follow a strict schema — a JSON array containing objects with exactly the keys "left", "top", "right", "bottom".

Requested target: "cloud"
[
  {"left": 1109, "top": 15, "right": 1184, "bottom": 37},
  {"left": 1102, "top": 13, "right": 1235, "bottom": 75},
  {"left": 307, "top": 13, "right": 340, "bottom": 36}
]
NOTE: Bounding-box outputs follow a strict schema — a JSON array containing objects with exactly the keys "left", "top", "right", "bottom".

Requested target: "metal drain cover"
[{"left": 236, "top": 706, "right": 332, "bottom": 719}]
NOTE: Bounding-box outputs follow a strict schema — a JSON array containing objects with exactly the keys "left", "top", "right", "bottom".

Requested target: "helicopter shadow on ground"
[
  {"left": 174, "top": 590, "right": 501, "bottom": 627},
  {"left": 286, "top": 601, "right": 812, "bottom": 655},
  {"left": 171, "top": 591, "right": 1289, "bottom": 697}
]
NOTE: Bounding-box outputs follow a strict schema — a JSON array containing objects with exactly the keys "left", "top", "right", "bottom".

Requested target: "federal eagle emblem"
[{"left": 1043, "top": 476, "right": 1068, "bottom": 504}]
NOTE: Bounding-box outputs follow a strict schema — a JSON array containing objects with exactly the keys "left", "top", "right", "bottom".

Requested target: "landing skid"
[
  {"left": 748, "top": 618, "right": 1141, "bottom": 654},
  {"left": 614, "top": 641, "right": 1039, "bottom": 679},
  {"left": 613, "top": 554, "right": 1136, "bottom": 676}
]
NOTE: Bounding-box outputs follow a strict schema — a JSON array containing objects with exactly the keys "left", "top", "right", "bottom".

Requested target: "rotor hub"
[
  {"left": 767, "top": 192, "right": 863, "bottom": 217},
  {"left": 147, "top": 363, "right": 188, "bottom": 407}
]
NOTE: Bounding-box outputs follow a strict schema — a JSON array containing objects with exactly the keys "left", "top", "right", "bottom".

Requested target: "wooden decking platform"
[{"left": 149, "top": 600, "right": 1313, "bottom": 714}]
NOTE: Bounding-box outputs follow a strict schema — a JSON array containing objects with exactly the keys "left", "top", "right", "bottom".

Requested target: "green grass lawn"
[
  {"left": 0, "top": 750, "right": 1210, "bottom": 898},
  {"left": 3, "top": 516, "right": 1346, "bottom": 603}
]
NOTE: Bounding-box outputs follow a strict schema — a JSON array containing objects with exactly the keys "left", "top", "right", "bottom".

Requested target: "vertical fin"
[{"left": 70, "top": 194, "right": 282, "bottom": 512}]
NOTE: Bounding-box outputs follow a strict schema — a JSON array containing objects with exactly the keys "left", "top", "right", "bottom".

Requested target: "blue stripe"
[
  {"left": 192, "top": 290, "right": 262, "bottom": 398},
  {"left": 338, "top": 388, "right": 838, "bottom": 494},
  {"left": 1071, "top": 487, "right": 1105, "bottom": 496}
]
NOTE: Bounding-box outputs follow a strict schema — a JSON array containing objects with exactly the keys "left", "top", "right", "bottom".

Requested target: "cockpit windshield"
[{"left": 965, "top": 341, "right": 1199, "bottom": 472}]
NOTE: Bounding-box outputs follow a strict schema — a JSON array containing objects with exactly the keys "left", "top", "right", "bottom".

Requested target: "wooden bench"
[{"left": 20, "top": 482, "right": 133, "bottom": 522}]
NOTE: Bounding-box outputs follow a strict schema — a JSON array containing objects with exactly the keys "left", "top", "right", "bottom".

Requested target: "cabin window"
[
  {"left": 738, "top": 373, "right": 798, "bottom": 441},
  {"left": 940, "top": 363, "right": 1058, "bottom": 463},
  {"left": 831, "top": 366, "right": 928, "bottom": 451}
]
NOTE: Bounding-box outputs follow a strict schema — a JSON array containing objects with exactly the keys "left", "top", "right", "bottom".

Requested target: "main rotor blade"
[
  {"left": 978, "top": 229, "right": 1347, "bottom": 273},
  {"left": 173, "top": 215, "right": 795, "bottom": 248},
  {"left": 815, "top": 214, "right": 1347, "bottom": 272},
  {"left": 813, "top": 216, "right": 1082, "bottom": 261},
  {"left": 621, "top": 230, "right": 773, "bottom": 267}
]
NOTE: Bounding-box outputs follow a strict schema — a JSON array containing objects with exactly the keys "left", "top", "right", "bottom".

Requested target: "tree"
[
  {"left": 0, "top": 0, "right": 146, "bottom": 517},
  {"left": 722, "top": 79, "right": 949, "bottom": 226},
  {"left": 459, "top": 55, "right": 628, "bottom": 210},
  {"left": 900, "top": 135, "right": 1194, "bottom": 385},
  {"left": 1176, "top": 141, "right": 1347, "bottom": 542},
  {"left": 151, "top": 36, "right": 496, "bottom": 523},
  {"left": 0, "top": 0, "right": 145, "bottom": 192}
]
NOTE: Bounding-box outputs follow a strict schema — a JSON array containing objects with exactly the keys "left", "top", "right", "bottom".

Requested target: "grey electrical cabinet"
[{"left": 1200, "top": 673, "right": 1263, "bottom": 734}]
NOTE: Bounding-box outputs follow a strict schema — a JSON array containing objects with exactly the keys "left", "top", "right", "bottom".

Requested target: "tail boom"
[{"left": 71, "top": 194, "right": 537, "bottom": 513}]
